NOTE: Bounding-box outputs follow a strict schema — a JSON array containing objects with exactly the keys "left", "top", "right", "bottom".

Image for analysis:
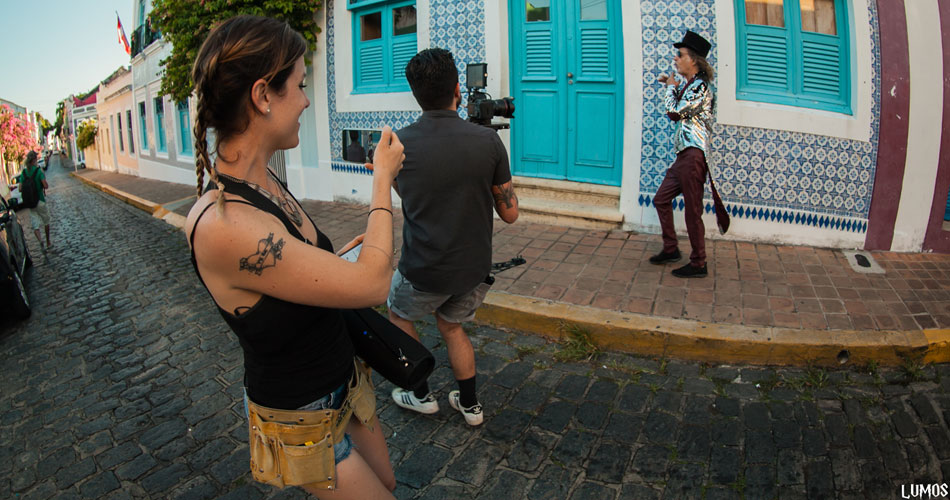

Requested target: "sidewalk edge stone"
[
  {"left": 477, "top": 291, "right": 950, "bottom": 367},
  {"left": 71, "top": 172, "right": 161, "bottom": 214},
  {"left": 153, "top": 207, "right": 187, "bottom": 230},
  {"left": 73, "top": 171, "right": 950, "bottom": 367}
]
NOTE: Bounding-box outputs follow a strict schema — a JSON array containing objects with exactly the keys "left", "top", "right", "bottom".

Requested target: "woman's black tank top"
[{"left": 189, "top": 173, "right": 354, "bottom": 409}]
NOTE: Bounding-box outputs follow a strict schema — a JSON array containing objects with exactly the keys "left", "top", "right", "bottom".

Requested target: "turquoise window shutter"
[
  {"left": 127, "top": 110, "right": 135, "bottom": 154},
  {"left": 177, "top": 101, "right": 193, "bottom": 155},
  {"left": 117, "top": 113, "right": 124, "bottom": 152},
  {"left": 154, "top": 98, "right": 166, "bottom": 153},
  {"left": 359, "top": 43, "right": 385, "bottom": 86},
  {"left": 800, "top": 33, "right": 846, "bottom": 98},
  {"left": 743, "top": 27, "right": 789, "bottom": 90},
  {"left": 735, "top": 0, "right": 850, "bottom": 114},
  {"left": 391, "top": 36, "right": 416, "bottom": 83},
  {"left": 350, "top": 1, "right": 415, "bottom": 93},
  {"left": 138, "top": 102, "right": 148, "bottom": 151}
]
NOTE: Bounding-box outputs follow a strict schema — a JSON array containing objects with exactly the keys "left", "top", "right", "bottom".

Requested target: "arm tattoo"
[
  {"left": 239, "top": 232, "right": 285, "bottom": 275},
  {"left": 493, "top": 183, "right": 517, "bottom": 209}
]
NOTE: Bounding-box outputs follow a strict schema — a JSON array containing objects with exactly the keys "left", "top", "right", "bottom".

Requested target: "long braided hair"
[{"left": 190, "top": 15, "right": 307, "bottom": 212}]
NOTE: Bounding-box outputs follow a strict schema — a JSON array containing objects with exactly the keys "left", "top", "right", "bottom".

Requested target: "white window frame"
[
  {"left": 714, "top": 0, "right": 873, "bottom": 142},
  {"left": 148, "top": 82, "right": 169, "bottom": 159},
  {"left": 176, "top": 98, "right": 195, "bottom": 162},
  {"left": 333, "top": 0, "right": 430, "bottom": 112},
  {"left": 135, "top": 92, "right": 151, "bottom": 156},
  {"left": 115, "top": 113, "right": 124, "bottom": 153}
]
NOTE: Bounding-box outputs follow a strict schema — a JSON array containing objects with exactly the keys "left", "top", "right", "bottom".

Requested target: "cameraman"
[{"left": 387, "top": 48, "right": 518, "bottom": 426}]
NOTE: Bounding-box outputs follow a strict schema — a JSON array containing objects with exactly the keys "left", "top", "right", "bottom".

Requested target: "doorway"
[{"left": 509, "top": 0, "right": 625, "bottom": 186}]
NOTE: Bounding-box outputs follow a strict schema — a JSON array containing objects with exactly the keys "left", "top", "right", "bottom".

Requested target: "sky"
[{"left": 0, "top": 0, "right": 134, "bottom": 120}]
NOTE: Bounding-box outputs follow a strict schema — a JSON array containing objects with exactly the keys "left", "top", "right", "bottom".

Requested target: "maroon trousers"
[{"left": 654, "top": 147, "right": 707, "bottom": 267}]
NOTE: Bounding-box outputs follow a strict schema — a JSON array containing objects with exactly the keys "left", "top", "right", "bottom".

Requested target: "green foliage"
[
  {"left": 899, "top": 357, "right": 929, "bottom": 382},
  {"left": 553, "top": 322, "right": 600, "bottom": 363},
  {"left": 515, "top": 345, "right": 541, "bottom": 360},
  {"left": 150, "top": 0, "right": 324, "bottom": 104},
  {"left": 53, "top": 101, "right": 65, "bottom": 137},
  {"left": 75, "top": 119, "right": 98, "bottom": 150}
]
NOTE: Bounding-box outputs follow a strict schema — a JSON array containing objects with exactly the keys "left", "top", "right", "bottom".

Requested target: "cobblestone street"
[{"left": 2, "top": 157, "right": 949, "bottom": 499}]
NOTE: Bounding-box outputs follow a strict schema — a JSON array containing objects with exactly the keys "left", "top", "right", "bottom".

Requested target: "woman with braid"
[{"left": 185, "top": 16, "right": 404, "bottom": 499}]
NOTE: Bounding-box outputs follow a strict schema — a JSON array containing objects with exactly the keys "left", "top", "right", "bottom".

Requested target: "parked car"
[
  {"left": 0, "top": 194, "right": 32, "bottom": 318},
  {"left": 5, "top": 185, "right": 21, "bottom": 210}
]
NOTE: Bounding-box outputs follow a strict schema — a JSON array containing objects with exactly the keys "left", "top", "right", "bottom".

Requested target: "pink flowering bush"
[{"left": 0, "top": 104, "right": 40, "bottom": 165}]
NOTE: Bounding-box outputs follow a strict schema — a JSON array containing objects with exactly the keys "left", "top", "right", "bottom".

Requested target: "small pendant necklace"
[{"left": 217, "top": 170, "right": 304, "bottom": 227}]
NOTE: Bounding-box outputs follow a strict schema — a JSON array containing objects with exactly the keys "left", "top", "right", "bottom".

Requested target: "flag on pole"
[{"left": 117, "top": 13, "right": 131, "bottom": 55}]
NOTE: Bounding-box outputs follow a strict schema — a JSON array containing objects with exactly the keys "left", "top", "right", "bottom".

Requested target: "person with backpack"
[{"left": 10, "top": 151, "right": 52, "bottom": 252}]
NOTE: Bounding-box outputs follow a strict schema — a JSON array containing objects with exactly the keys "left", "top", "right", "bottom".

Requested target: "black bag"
[
  {"left": 20, "top": 168, "right": 39, "bottom": 209},
  {"left": 342, "top": 308, "right": 435, "bottom": 390}
]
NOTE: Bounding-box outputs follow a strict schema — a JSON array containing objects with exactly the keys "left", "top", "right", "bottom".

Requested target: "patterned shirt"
[{"left": 664, "top": 77, "right": 715, "bottom": 154}]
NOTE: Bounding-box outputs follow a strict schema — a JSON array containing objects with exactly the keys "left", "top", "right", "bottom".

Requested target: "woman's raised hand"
[{"left": 370, "top": 126, "right": 405, "bottom": 182}]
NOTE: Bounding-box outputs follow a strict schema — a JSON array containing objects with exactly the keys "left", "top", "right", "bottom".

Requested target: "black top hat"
[{"left": 674, "top": 30, "right": 711, "bottom": 58}]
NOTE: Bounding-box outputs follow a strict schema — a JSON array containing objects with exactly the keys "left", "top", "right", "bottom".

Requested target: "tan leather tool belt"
[{"left": 246, "top": 360, "right": 375, "bottom": 489}]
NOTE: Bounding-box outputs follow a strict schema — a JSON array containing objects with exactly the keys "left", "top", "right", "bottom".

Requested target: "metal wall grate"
[{"left": 269, "top": 150, "right": 287, "bottom": 185}]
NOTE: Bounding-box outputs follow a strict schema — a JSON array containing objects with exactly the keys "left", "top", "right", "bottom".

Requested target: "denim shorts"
[
  {"left": 243, "top": 384, "right": 355, "bottom": 464},
  {"left": 387, "top": 269, "right": 492, "bottom": 324}
]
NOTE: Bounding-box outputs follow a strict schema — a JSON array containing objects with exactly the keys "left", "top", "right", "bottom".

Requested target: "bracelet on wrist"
[{"left": 369, "top": 207, "right": 393, "bottom": 217}]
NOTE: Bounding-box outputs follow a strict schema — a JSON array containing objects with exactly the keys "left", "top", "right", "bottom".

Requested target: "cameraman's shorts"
[{"left": 388, "top": 269, "right": 491, "bottom": 324}]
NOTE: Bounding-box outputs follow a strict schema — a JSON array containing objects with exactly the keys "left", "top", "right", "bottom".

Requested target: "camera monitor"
[{"left": 466, "top": 63, "right": 487, "bottom": 89}]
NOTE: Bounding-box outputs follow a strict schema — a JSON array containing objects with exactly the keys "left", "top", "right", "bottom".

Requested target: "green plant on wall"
[
  {"left": 75, "top": 119, "right": 98, "bottom": 150},
  {"left": 150, "top": 0, "right": 324, "bottom": 104}
]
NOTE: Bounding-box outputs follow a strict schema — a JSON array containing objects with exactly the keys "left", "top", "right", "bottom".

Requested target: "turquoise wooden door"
[{"left": 509, "top": 0, "right": 624, "bottom": 186}]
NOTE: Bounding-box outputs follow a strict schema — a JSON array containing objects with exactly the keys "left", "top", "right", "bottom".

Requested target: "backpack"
[{"left": 20, "top": 167, "right": 39, "bottom": 209}]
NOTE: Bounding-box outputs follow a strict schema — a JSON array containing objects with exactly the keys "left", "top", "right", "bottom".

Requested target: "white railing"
[{"left": 269, "top": 150, "right": 287, "bottom": 185}]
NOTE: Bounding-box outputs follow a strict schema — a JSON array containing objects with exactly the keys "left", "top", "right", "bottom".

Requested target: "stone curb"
[
  {"left": 71, "top": 172, "right": 186, "bottom": 230},
  {"left": 72, "top": 172, "right": 950, "bottom": 367},
  {"left": 477, "top": 292, "right": 950, "bottom": 367}
]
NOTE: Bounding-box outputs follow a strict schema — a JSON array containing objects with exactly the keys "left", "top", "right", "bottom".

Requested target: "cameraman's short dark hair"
[{"left": 405, "top": 48, "right": 458, "bottom": 111}]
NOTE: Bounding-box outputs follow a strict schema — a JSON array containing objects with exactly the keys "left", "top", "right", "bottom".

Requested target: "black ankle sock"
[
  {"left": 457, "top": 376, "right": 477, "bottom": 408},
  {"left": 413, "top": 381, "right": 430, "bottom": 399}
]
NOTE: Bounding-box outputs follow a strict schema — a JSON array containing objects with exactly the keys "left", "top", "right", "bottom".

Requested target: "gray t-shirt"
[{"left": 395, "top": 110, "right": 512, "bottom": 295}]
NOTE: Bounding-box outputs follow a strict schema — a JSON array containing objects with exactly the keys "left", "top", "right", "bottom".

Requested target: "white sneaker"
[
  {"left": 448, "top": 390, "right": 483, "bottom": 426},
  {"left": 391, "top": 388, "right": 439, "bottom": 414}
]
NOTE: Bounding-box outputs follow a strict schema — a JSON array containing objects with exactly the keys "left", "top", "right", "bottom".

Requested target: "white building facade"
[
  {"left": 114, "top": 0, "right": 950, "bottom": 254},
  {"left": 128, "top": 0, "right": 198, "bottom": 187},
  {"left": 96, "top": 67, "right": 138, "bottom": 175},
  {"left": 65, "top": 94, "right": 97, "bottom": 165},
  {"left": 302, "top": 0, "right": 950, "bottom": 253}
]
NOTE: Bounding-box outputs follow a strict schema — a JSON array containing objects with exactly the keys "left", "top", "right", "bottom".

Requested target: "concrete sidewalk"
[{"left": 70, "top": 166, "right": 950, "bottom": 366}]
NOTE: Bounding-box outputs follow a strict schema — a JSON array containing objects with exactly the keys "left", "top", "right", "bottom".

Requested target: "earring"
[{"left": 266, "top": 107, "right": 271, "bottom": 114}]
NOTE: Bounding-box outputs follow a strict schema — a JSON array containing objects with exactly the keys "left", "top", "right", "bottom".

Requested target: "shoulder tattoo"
[
  {"left": 493, "top": 183, "right": 517, "bottom": 209},
  {"left": 239, "top": 232, "right": 285, "bottom": 275}
]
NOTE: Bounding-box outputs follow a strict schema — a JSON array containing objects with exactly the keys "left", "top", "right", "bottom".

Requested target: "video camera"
[{"left": 465, "top": 63, "right": 514, "bottom": 130}]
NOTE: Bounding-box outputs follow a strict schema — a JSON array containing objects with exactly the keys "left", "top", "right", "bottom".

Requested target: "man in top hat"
[{"left": 649, "top": 30, "right": 728, "bottom": 278}]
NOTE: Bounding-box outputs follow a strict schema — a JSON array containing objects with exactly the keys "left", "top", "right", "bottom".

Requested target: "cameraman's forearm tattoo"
[
  {"left": 239, "top": 232, "right": 285, "bottom": 276},
  {"left": 494, "top": 184, "right": 517, "bottom": 209}
]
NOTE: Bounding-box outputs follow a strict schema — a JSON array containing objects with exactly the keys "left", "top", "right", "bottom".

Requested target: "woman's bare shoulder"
[
  {"left": 186, "top": 191, "right": 219, "bottom": 240},
  {"left": 185, "top": 191, "right": 258, "bottom": 245}
]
